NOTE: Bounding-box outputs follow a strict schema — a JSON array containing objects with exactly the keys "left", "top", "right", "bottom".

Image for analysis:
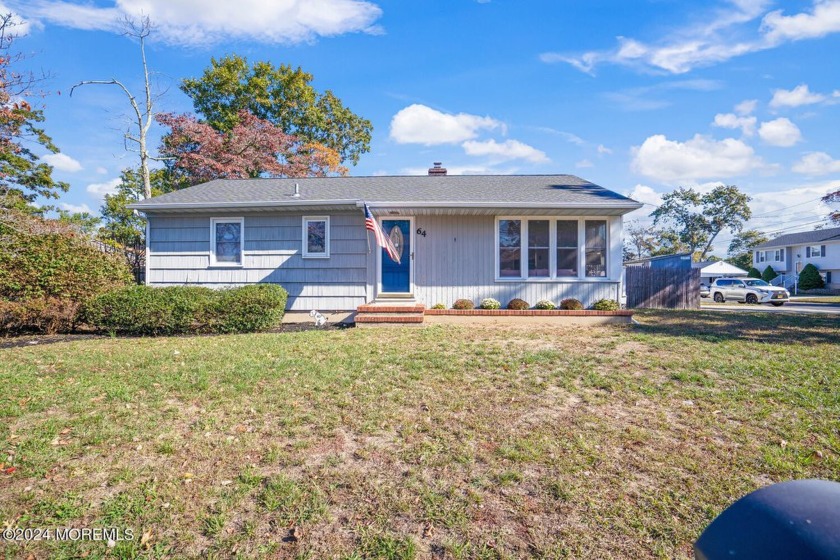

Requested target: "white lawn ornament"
[{"left": 310, "top": 310, "right": 327, "bottom": 327}]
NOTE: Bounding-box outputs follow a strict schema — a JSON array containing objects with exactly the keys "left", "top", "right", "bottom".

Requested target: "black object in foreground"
[{"left": 695, "top": 479, "right": 840, "bottom": 560}]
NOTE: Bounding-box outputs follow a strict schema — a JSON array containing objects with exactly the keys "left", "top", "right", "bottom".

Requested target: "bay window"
[{"left": 496, "top": 217, "right": 609, "bottom": 280}]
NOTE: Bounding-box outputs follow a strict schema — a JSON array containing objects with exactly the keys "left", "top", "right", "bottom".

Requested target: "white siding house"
[
  {"left": 753, "top": 226, "right": 840, "bottom": 288},
  {"left": 131, "top": 171, "right": 642, "bottom": 311}
]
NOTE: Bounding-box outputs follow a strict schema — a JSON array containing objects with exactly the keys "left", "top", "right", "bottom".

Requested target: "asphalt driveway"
[{"left": 700, "top": 300, "right": 840, "bottom": 315}]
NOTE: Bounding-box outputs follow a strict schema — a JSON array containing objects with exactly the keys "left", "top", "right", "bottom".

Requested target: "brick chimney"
[{"left": 428, "top": 162, "right": 447, "bottom": 176}]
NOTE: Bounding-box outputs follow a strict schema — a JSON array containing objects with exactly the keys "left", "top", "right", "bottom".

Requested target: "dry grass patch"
[{"left": 1, "top": 310, "right": 838, "bottom": 559}]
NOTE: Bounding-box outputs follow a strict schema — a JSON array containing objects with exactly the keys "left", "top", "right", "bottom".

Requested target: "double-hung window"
[
  {"left": 556, "top": 220, "right": 578, "bottom": 277},
  {"left": 806, "top": 245, "right": 825, "bottom": 258},
  {"left": 584, "top": 220, "right": 607, "bottom": 277},
  {"left": 210, "top": 218, "right": 244, "bottom": 266},
  {"left": 303, "top": 216, "right": 330, "bottom": 258},
  {"left": 498, "top": 219, "right": 522, "bottom": 277},
  {"left": 496, "top": 218, "right": 609, "bottom": 280}
]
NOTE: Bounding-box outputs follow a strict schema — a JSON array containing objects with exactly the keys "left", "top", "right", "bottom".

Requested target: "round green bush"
[
  {"left": 534, "top": 299, "right": 556, "bottom": 310},
  {"left": 82, "top": 284, "right": 288, "bottom": 335},
  {"left": 480, "top": 298, "right": 501, "bottom": 310},
  {"left": 559, "top": 298, "right": 583, "bottom": 310},
  {"left": 798, "top": 263, "right": 825, "bottom": 291},
  {"left": 507, "top": 298, "right": 529, "bottom": 310},
  {"left": 431, "top": 303, "right": 446, "bottom": 310},
  {"left": 452, "top": 298, "right": 475, "bottom": 310},
  {"left": 591, "top": 298, "right": 620, "bottom": 311},
  {"left": 747, "top": 267, "right": 762, "bottom": 279},
  {"left": 762, "top": 265, "right": 778, "bottom": 282}
]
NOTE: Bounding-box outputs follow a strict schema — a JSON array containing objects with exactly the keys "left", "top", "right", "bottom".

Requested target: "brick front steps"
[{"left": 354, "top": 304, "right": 426, "bottom": 327}]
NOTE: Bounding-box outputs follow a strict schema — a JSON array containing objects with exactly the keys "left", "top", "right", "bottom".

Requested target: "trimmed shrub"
[
  {"left": 431, "top": 303, "right": 445, "bottom": 310},
  {"left": 82, "top": 284, "right": 287, "bottom": 335},
  {"left": 507, "top": 298, "right": 529, "bottom": 310},
  {"left": 798, "top": 263, "right": 825, "bottom": 291},
  {"left": 534, "top": 299, "right": 556, "bottom": 310},
  {"left": 559, "top": 298, "right": 583, "bottom": 310},
  {"left": 762, "top": 265, "right": 778, "bottom": 282},
  {"left": 0, "top": 298, "right": 80, "bottom": 335},
  {"left": 480, "top": 298, "right": 501, "bottom": 310},
  {"left": 452, "top": 299, "right": 475, "bottom": 310},
  {"left": 747, "top": 267, "right": 762, "bottom": 279},
  {"left": 591, "top": 298, "right": 620, "bottom": 311}
]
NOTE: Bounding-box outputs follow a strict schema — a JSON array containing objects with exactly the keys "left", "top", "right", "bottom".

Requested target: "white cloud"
[
  {"left": 758, "top": 117, "right": 802, "bottom": 146},
  {"left": 10, "top": 0, "right": 383, "bottom": 45},
  {"left": 86, "top": 178, "right": 121, "bottom": 198},
  {"left": 390, "top": 104, "right": 502, "bottom": 145},
  {"left": 622, "top": 184, "right": 663, "bottom": 221},
  {"left": 575, "top": 159, "right": 593, "bottom": 168},
  {"left": 461, "top": 139, "right": 548, "bottom": 163},
  {"left": 735, "top": 99, "right": 758, "bottom": 115},
  {"left": 95, "top": 166, "right": 108, "bottom": 175},
  {"left": 543, "top": 1, "right": 840, "bottom": 74},
  {"left": 792, "top": 152, "right": 840, "bottom": 175},
  {"left": 631, "top": 134, "right": 766, "bottom": 182},
  {"left": 597, "top": 144, "right": 613, "bottom": 155},
  {"left": 0, "top": 3, "right": 33, "bottom": 34},
  {"left": 761, "top": 0, "right": 840, "bottom": 42},
  {"left": 41, "top": 152, "right": 83, "bottom": 172},
  {"left": 603, "top": 79, "right": 723, "bottom": 111},
  {"left": 769, "top": 84, "right": 827, "bottom": 108},
  {"left": 713, "top": 113, "right": 757, "bottom": 136},
  {"left": 60, "top": 202, "right": 93, "bottom": 214}
]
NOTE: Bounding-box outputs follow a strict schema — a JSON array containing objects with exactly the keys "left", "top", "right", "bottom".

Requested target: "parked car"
[
  {"left": 700, "top": 283, "right": 710, "bottom": 298},
  {"left": 710, "top": 278, "right": 789, "bottom": 306}
]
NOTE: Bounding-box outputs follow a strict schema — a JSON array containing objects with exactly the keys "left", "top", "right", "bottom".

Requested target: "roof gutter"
[{"left": 129, "top": 199, "right": 643, "bottom": 212}]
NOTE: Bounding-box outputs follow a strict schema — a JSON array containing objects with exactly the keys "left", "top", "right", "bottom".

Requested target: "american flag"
[{"left": 364, "top": 203, "right": 401, "bottom": 264}]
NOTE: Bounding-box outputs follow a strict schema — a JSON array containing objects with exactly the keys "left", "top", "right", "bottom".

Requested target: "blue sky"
[{"left": 8, "top": 0, "right": 840, "bottom": 250}]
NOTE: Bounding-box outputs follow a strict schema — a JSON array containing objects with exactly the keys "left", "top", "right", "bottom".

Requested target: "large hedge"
[
  {"left": 798, "top": 264, "right": 825, "bottom": 291},
  {"left": 0, "top": 213, "right": 132, "bottom": 333},
  {"left": 747, "top": 267, "right": 762, "bottom": 279},
  {"left": 82, "top": 284, "right": 288, "bottom": 335}
]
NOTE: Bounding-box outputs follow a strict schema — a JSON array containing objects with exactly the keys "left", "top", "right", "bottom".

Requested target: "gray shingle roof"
[
  {"left": 754, "top": 226, "right": 840, "bottom": 249},
  {"left": 129, "top": 175, "right": 641, "bottom": 211}
]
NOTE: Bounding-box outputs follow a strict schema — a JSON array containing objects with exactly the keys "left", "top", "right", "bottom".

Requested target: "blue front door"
[{"left": 381, "top": 219, "right": 411, "bottom": 293}]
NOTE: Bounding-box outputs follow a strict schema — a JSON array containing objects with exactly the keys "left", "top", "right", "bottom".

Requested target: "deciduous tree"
[
  {"left": 651, "top": 185, "right": 751, "bottom": 261},
  {"left": 727, "top": 229, "right": 768, "bottom": 271},
  {"left": 0, "top": 14, "right": 68, "bottom": 211},
  {"left": 180, "top": 55, "right": 372, "bottom": 166},
  {"left": 157, "top": 110, "right": 345, "bottom": 185}
]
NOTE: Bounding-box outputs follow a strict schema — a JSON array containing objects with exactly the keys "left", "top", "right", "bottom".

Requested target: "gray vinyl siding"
[
  {"left": 147, "top": 213, "right": 368, "bottom": 311},
  {"left": 411, "top": 215, "right": 621, "bottom": 307},
  {"left": 147, "top": 212, "right": 623, "bottom": 311}
]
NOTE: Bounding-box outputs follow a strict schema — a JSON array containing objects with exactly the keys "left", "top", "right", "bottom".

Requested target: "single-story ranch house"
[{"left": 130, "top": 166, "right": 643, "bottom": 311}]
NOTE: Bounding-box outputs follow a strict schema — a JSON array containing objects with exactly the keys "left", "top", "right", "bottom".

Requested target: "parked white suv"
[{"left": 710, "top": 278, "right": 789, "bottom": 306}]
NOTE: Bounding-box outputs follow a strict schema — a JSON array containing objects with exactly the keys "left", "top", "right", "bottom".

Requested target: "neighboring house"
[
  {"left": 624, "top": 252, "right": 693, "bottom": 270},
  {"left": 129, "top": 166, "right": 642, "bottom": 311},
  {"left": 692, "top": 260, "right": 747, "bottom": 286},
  {"left": 752, "top": 226, "right": 840, "bottom": 288}
]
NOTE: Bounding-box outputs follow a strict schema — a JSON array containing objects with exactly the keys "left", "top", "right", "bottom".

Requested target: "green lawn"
[{"left": 1, "top": 311, "right": 838, "bottom": 559}]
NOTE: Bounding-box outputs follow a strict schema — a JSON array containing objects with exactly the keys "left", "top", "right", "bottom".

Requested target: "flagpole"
[{"left": 364, "top": 202, "right": 371, "bottom": 253}]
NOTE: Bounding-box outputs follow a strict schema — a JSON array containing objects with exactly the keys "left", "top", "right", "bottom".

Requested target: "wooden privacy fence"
[{"left": 625, "top": 267, "right": 700, "bottom": 309}]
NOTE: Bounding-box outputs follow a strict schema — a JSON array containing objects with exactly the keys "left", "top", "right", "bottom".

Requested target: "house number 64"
[{"left": 416, "top": 228, "right": 427, "bottom": 237}]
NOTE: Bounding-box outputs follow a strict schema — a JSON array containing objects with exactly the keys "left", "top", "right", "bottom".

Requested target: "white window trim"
[
  {"left": 302, "top": 216, "right": 330, "bottom": 259},
  {"left": 808, "top": 245, "right": 824, "bottom": 258},
  {"left": 209, "top": 217, "right": 245, "bottom": 268},
  {"left": 494, "top": 216, "right": 612, "bottom": 282}
]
